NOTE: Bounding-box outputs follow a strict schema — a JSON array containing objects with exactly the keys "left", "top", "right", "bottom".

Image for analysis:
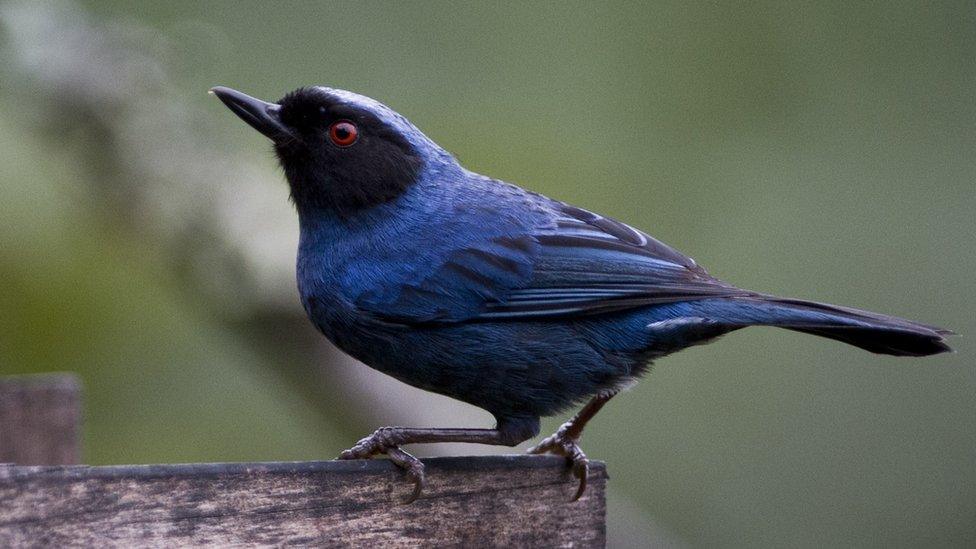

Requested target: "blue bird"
[{"left": 212, "top": 85, "right": 953, "bottom": 502}]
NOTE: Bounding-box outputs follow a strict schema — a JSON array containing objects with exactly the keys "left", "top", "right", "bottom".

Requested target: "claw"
[
  {"left": 526, "top": 427, "right": 590, "bottom": 501},
  {"left": 337, "top": 428, "right": 426, "bottom": 504},
  {"left": 570, "top": 455, "right": 588, "bottom": 501},
  {"left": 387, "top": 447, "right": 426, "bottom": 504}
]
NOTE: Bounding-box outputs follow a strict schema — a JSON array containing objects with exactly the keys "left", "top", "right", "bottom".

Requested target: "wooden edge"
[{"left": 0, "top": 454, "right": 607, "bottom": 480}]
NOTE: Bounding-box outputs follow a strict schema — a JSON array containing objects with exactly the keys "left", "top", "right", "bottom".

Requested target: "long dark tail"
[{"left": 708, "top": 296, "right": 954, "bottom": 357}]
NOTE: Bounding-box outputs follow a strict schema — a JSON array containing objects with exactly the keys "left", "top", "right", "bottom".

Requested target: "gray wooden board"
[
  {"left": 0, "top": 455, "right": 607, "bottom": 547},
  {"left": 0, "top": 374, "right": 81, "bottom": 466}
]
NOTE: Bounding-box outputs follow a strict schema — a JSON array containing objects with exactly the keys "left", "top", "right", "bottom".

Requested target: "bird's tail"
[{"left": 704, "top": 296, "right": 954, "bottom": 357}]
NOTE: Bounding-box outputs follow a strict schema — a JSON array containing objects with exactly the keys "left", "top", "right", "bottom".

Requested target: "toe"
[
  {"left": 387, "top": 447, "right": 426, "bottom": 504},
  {"left": 526, "top": 440, "right": 549, "bottom": 454},
  {"left": 570, "top": 456, "right": 589, "bottom": 501},
  {"left": 337, "top": 443, "right": 374, "bottom": 460},
  {"left": 526, "top": 432, "right": 591, "bottom": 501},
  {"left": 337, "top": 446, "right": 365, "bottom": 460},
  {"left": 402, "top": 466, "right": 425, "bottom": 504}
]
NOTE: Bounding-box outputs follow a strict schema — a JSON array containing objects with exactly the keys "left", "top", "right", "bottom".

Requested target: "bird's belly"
[{"left": 306, "top": 301, "right": 633, "bottom": 418}]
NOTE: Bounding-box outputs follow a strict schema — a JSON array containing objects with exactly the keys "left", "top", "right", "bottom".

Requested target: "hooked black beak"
[{"left": 210, "top": 86, "right": 291, "bottom": 141}]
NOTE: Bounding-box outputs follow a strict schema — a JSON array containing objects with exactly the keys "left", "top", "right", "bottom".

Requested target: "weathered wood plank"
[
  {"left": 0, "top": 455, "right": 606, "bottom": 547},
  {"left": 0, "top": 374, "right": 81, "bottom": 466}
]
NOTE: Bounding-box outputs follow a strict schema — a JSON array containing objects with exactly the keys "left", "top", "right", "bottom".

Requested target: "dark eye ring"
[{"left": 329, "top": 120, "right": 358, "bottom": 147}]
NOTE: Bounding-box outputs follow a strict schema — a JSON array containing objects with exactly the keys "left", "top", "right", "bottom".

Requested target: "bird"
[{"left": 211, "top": 85, "right": 953, "bottom": 503}]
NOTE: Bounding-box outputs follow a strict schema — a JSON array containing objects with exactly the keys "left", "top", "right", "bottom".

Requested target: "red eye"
[{"left": 329, "top": 120, "right": 358, "bottom": 147}]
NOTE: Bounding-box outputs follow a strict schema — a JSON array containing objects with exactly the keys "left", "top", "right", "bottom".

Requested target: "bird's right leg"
[
  {"left": 337, "top": 417, "right": 539, "bottom": 503},
  {"left": 527, "top": 390, "right": 618, "bottom": 501}
]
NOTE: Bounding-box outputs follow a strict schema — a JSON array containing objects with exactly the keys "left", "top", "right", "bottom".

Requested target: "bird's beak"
[{"left": 210, "top": 86, "right": 292, "bottom": 141}]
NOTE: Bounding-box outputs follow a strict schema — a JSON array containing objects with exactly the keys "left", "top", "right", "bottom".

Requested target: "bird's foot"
[
  {"left": 338, "top": 427, "right": 426, "bottom": 504},
  {"left": 526, "top": 424, "right": 589, "bottom": 501}
]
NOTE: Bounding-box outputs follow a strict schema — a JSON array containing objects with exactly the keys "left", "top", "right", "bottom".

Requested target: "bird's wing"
[
  {"left": 477, "top": 204, "right": 751, "bottom": 319},
  {"left": 356, "top": 202, "right": 751, "bottom": 324}
]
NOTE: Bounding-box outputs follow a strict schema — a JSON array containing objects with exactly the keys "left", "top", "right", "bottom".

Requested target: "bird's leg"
[
  {"left": 337, "top": 418, "right": 538, "bottom": 504},
  {"left": 527, "top": 390, "right": 618, "bottom": 501}
]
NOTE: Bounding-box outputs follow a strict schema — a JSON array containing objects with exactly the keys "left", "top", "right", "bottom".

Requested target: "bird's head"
[{"left": 211, "top": 85, "right": 438, "bottom": 216}]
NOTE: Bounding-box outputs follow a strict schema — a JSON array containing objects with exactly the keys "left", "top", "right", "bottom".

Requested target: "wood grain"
[
  {"left": 0, "top": 455, "right": 606, "bottom": 547},
  {"left": 0, "top": 374, "right": 81, "bottom": 466}
]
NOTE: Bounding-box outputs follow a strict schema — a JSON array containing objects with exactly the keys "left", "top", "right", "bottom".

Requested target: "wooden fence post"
[
  {"left": 0, "top": 375, "right": 607, "bottom": 546},
  {"left": 0, "top": 457, "right": 606, "bottom": 546},
  {"left": 0, "top": 374, "right": 81, "bottom": 466}
]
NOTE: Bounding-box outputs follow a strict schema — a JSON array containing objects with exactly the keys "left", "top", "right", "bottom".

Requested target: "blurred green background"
[{"left": 1, "top": 1, "right": 973, "bottom": 547}]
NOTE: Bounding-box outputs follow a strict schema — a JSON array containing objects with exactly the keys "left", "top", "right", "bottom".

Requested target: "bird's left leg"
[
  {"left": 527, "top": 390, "right": 617, "bottom": 501},
  {"left": 337, "top": 417, "right": 538, "bottom": 503}
]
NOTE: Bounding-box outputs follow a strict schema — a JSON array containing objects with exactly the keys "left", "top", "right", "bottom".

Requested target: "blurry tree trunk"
[{"left": 0, "top": 374, "right": 81, "bottom": 465}]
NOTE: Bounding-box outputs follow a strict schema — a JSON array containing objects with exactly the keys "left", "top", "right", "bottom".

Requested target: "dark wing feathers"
[
  {"left": 358, "top": 203, "right": 748, "bottom": 324},
  {"left": 478, "top": 205, "right": 749, "bottom": 319},
  {"left": 553, "top": 204, "right": 697, "bottom": 266}
]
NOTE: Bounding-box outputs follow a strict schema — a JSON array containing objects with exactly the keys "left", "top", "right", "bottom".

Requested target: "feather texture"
[{"left": 356, "top": 200, "right": 752, "bottom": 323}]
